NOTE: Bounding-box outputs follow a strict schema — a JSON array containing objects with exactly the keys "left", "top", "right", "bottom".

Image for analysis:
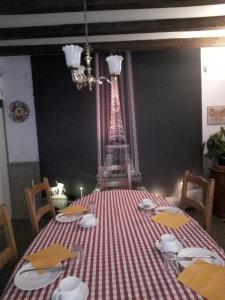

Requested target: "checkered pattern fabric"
[{"left": 2, "top": 190, "right": 224, "bottom": 299}]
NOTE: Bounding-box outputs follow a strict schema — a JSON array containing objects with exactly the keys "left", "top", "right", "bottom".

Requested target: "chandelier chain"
[{"left": 83, "top": 0, "right": 90, "bottom": 50}]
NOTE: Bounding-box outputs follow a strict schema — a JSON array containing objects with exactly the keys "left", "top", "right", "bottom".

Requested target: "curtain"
[{"left": 95, "top": 51, "right": 141, "bottom": 180}]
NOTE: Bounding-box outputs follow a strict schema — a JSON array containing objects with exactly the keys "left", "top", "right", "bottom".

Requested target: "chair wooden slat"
[
  {"left": 25, "top": 177, "right": 55, "bottom": 234},
  {"left": 180, "top": 170, "right": 215, "bottom": 234},
  {"left": 0, "top": 205, "right": 18, "bottom": 270}
]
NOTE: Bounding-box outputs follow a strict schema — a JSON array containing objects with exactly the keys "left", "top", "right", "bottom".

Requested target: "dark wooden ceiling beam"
[
  {"left": 0, "top": 0, "right": 225, "bottom": 14},
  {"left": 1, "top": 37, "right": 225, "bottom": 56},
  {"left": 1, "top": 16, "right": 225, "bottom": 40}
]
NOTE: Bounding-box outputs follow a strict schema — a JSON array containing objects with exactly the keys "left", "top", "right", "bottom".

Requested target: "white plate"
[
  {"left": 155, "top": 206, "right": 182, "bottom": 214},
  {"left": 14, "top": 262, "right": 62, "bottom": 291},
  {"left": 51, "top": 280, "right": 89, "bottom": 300},
  {"left": 138, "top": 202, "right": 157, "bottom": 210},
  {"left": 155, "top": 239, "right": 183, "bottom": 253},
  {"left": 55, "top": 213, "right": 83, "bottom": 223},
  {"left": 177, "top": 247, "right": 224, "bottom": 268}
]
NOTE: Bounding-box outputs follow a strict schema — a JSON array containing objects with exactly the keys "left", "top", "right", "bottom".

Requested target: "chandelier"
[{"left": 62, "top": 0, "right": 123, "bottom": 91}]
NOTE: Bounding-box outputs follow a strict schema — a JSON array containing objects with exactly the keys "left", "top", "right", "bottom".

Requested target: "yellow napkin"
[
  {"left": 151, "top": 212, "right": 190, "bottom": 229},
  {"left": 24, "top": 243, "right": 75, "bottom": 272},
  {"left": 178, "top": 260, "right": 225, "bottom": 300},
  {"left": 60, "top": 205, "right": 88, "bottom": 215}
]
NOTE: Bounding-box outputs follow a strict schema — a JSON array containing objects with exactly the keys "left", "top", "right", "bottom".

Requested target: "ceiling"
[{"left": 1, "top": 0, "right": 225, "bottom": 55}]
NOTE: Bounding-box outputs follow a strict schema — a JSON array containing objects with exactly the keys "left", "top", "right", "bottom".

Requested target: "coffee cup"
[
  {"left": 55, "top": 276, "right": 81, "bottom": 300},
  {"left": 159, "top": 234, "right": 178, "bottom": 252},
  {"left": 81, "top": 213, "right": 96, "bottom": 226},
  {"left": 142, "top": 199, "right": 154, "bottom": 206}
]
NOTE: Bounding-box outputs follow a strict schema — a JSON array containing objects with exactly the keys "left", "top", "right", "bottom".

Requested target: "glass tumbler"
[
  {"left": 88, "top": 199, "right": 95, "bottom": 214},
  {"left": 163, "top": 252, "right": 179, "bottom": 276}
]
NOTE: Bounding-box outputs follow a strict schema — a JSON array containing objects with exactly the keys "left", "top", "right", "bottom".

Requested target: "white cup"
[
  {"left": 81, "top": 213, "right": 96, "bottom": 226},
  {"left": 56, "top": 276, "right": 81, "bottom": 300},
  {"left": 142, "top": 199, "right": 154, "bottom": 206},
  {"left": 160, "top": 234, "right": 178, "bottom": 252}
]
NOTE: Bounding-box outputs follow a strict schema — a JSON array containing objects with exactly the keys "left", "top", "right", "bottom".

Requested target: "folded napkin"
[
  {"left": 151, "top": 212, "right": 190, "bottom": 229},
  {"left": 60, "top": 205, "right": 88, "bottom": 215},
  {"left": 24, "top": 243, "right": 75, "bottom": 273},
  {"left": 178, "top": 260, "right": 225, "bottom": 300}
]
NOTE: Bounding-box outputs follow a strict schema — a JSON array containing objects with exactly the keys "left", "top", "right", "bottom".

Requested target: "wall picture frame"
[
  {"left": 207, "top": 106, "right": 225, "bottom": 125},
  {"left": 9, "top": 100, "right": 30, "bottom": 123}
]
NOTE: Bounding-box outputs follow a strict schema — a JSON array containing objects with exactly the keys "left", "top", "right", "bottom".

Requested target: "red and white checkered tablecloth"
[{"left": 2, "top": 190, "right": 225, "bottom": 299}]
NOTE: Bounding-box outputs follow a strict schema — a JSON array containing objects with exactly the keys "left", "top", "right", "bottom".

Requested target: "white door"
[{"left": 0, "top": 107, "right": 11, "bottom": 211}]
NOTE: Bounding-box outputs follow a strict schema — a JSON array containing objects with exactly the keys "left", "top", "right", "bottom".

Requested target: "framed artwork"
[
  {"left": 207, "top": 106, "right": 225, "bottom": 125},
  {"left": 9, "top": 101, "right": 30, "bottom": 123}
]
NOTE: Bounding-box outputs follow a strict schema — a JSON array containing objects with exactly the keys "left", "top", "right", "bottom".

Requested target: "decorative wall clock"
[{"left": 9, "top": 101, "right": 30, "bottom": 123}]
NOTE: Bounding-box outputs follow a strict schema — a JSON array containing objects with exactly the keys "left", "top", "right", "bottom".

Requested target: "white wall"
[
  {"left": 0, "top": 56, "right": 39, "bottom": 162},
  {"left": 201, "top": 47, "right": 225, "bottom": 143},
  {"left": 0, "top": 107, "right": 11, "bottom": 211}
]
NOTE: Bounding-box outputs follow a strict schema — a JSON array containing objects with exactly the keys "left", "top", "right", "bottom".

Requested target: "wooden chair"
[
  {"left": 0, "top": 204, "right": 18, "bottom": 270},
  {"left": 25, "top": 177, "right": 55, "bottom": 234},
  {"left": 99, "top": 164, "right": 132, "bottom": 190},
  {"left": 180, "top": 170, "right": 215, "bottom": 234}
]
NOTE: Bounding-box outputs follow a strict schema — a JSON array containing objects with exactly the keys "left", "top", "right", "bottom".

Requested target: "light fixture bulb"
[
  {"left": 62, "top": 45, "right": 83, "bottom": 68},
  {"left": 106, "top": 55, "right": 123, "bottom": 75}
]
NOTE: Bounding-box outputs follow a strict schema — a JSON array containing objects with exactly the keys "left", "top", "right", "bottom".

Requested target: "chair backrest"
[
  {"left": 180, "top": 170, "right": 215, "bottom": 233},
  {"left": 25, "top": 177, "right": 55, "bottom": 234},
  {"left": 99, "top": 164, "right": 132, "bottom": 190},
  {"left": 0, "top": 204, "right": 17, "bottom": 270}
]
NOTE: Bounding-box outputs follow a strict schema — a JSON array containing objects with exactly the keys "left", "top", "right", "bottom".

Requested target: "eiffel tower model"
[{"left": 102, "top": 76, "right": 136, "bottom": 183}]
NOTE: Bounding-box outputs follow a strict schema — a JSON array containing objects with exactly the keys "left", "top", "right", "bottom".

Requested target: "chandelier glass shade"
[{"left": 62, "top": 0, "right": 123, "bottom": 91}]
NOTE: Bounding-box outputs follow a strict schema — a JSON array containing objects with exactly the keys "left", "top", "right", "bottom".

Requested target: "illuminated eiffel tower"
[{"left": 104, "top": 76, "right": 133, "bottom": 171}]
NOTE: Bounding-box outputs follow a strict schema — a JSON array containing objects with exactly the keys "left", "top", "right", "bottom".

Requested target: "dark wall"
[
  {"left": 31, "top": 55, "right": 97, "bottom": 198},
  {"left": 32, "top": 48, "right": 202, "bottom": 198},
  {"left": 132, "top": 49, "right": 202, "bottom": 196}
]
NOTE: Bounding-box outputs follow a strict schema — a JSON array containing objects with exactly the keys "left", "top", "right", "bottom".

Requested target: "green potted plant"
[{"left": 206, "top": 127, "right": 225, "bottom": 167}]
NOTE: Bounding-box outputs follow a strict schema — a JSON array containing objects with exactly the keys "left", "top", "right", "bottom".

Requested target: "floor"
[
  {"left": 192, "top": 212, "right": 225, "bottom": 250},
  {"left": 0, "top": 214, "right": 225, "bottom": 297},
  {"left": 213, "top": 216, "right": 225, "bottom": 250}
]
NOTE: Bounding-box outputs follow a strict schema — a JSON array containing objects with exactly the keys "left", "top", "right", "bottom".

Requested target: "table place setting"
[
  {"left": 155, "top": 232, "right": 225, "bottom": 299},
  {"left": 51, "top": 276, "right": 89, "bottom": 300},
  {"left": 177, "top": 247, "right": 223, "bottom": 268},
  {"left": 138, "top": 198, "right": 157, "bottom": 210},
  {"left": 155, "top": 206, "right": 182, "bottom": 214},
  {"left": 14, "top": 243, "right": 76, "bottom": 291},
  {"left": 155, "top": 233, "right": 183, "bottom": 253},
  {"left": 14, "top": 262, "right": 63, "bottom": 291},
  {"left": 56, "top": 205, "right": 88, "bottom": 223},
  {"left": 79, "top": 213, "right": 99, "bottom": 228},
  {"left": 161, "top": 246, "right": 223, "bottom": 272},
  {"left": 151, "top": 211, "right": 191, "bottom": 229},
  {"left": 177, "top": 259, "right": 225, "bottom": 299}
]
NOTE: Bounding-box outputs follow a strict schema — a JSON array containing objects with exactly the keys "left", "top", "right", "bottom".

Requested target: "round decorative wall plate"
[{"left": 9, "top": 101, "right": 30, "bottom": 122}]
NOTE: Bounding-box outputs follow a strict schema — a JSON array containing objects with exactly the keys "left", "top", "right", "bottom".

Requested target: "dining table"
[{"left": 2, "top": 189, "right": 225, "bottom": 299}]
